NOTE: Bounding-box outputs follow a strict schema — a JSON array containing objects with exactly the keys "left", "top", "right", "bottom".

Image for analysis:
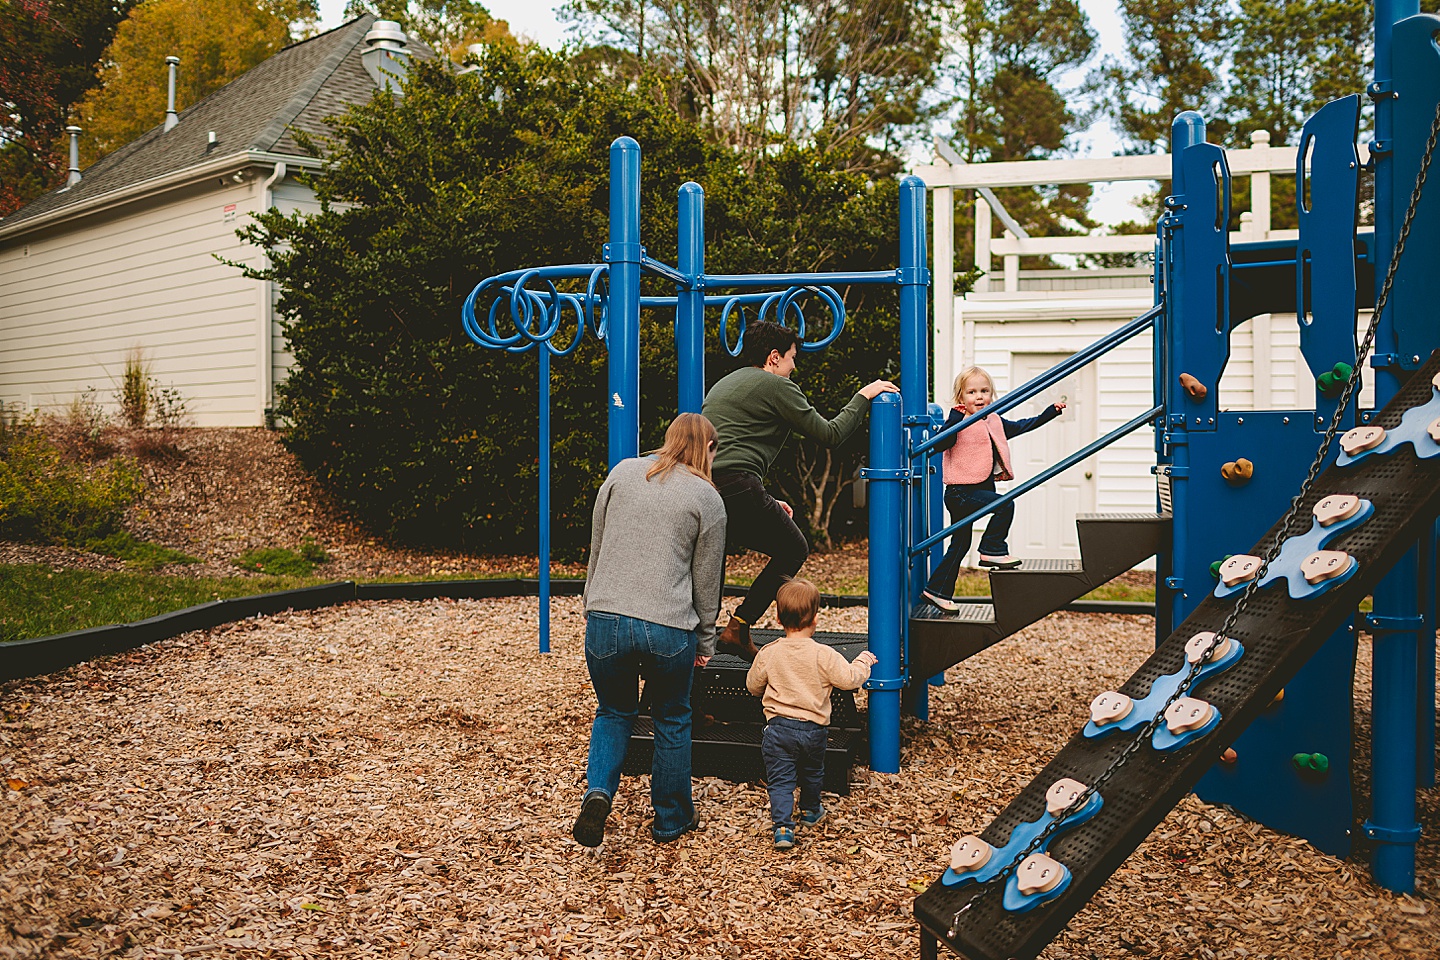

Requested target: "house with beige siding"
[{"left": 0, "top": 16, "right": 420, "bottom": 427}]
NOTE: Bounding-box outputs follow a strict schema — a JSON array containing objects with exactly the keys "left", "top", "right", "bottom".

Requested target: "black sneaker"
[{"left": 572, "top": 792, "right": 611, "bottom": 848}]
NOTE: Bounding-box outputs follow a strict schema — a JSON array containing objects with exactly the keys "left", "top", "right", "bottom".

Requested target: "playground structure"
[{"left": 461, "top": 3, "right": 1440, "bottom": 957}]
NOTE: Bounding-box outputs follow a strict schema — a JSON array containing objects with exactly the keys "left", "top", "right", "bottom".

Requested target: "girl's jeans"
[
  {"left": 924, "top": 480, "right": 1014, "bottom": 596},
  {"left": 583, "top": 612, "right": 697, "bottom": 840}
]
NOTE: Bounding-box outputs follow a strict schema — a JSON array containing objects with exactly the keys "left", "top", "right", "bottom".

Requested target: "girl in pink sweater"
[{"left": 921, "top": 366, "right": 1065, "bottom": 612}]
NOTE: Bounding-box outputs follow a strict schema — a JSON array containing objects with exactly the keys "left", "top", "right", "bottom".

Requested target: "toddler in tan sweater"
[{"left": 746, "top": 579, "right": 876, "bottom": 849}]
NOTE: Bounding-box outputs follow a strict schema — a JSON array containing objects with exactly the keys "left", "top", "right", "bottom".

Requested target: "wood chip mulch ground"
[{"left": 3, "top": 598, "right": 1437, "bottom": 959}]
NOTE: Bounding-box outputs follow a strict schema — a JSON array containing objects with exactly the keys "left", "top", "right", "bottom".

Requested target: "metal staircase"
[{"left": 908, "top": 512, "right": 1169, "bottom": 682}]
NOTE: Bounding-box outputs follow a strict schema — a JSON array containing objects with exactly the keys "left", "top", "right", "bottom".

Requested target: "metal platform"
[
  {"left": 914, "top": 354, "right": 1440, "bottom": 960},
  {"left": 909, "top": 513, "right": 1169, "bottom": 681}
]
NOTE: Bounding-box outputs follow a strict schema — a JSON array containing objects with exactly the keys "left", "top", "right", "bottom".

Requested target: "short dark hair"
[
  {"left": 776, "top": 578, "right": 820, "bottom": 631},
  {"left": 743, "top": 320, "right": 800, "bottom": 369}
]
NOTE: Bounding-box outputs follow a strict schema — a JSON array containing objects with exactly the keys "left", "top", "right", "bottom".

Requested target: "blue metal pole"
[
  {"left": 538, "top": 347, "right": 551, "bottom": 654},
  {"left": 913, "top": 401, "right": 948, "bottom": 723},
  {"left": 866, "top": 393, "right": 904, "bottom": 773},
  {"left": 899, "top": 176, "right": 930, "bottom": 615},
  {"left": 1367, "top": 0, "right": 1422, "bottom": 893},
  {"left": 607, "top": 137, "right": 642, "bottom": 466},
  {"left": 677, "top": 183, "right": 705, "bottom": 414}
]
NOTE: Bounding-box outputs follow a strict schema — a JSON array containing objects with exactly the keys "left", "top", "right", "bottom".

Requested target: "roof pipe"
[
  {"left": 164, "top": 56, "right": 180, "bottom": 131},
  {"left": 65, "top": 126, "right": 82, "bottom": 185}
]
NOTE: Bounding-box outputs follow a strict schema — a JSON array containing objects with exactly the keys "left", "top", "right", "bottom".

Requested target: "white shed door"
[{"left": 1004, "top": 353, "right": 1097, "bottom": 560}]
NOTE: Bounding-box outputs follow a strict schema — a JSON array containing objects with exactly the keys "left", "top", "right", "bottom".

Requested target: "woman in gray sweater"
[{"left": 572, "top": 413, "right": 727, "bottom": 847}]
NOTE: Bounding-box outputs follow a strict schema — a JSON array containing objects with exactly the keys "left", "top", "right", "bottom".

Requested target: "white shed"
[{"left": 0, "top": 15, "right": 418, "bottom": 427}]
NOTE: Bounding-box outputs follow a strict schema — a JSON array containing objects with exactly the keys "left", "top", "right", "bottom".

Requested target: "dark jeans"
[
  {"left": 583, "top": 612, "right": 698, "bottom": 840},
  {"left": 924, "top": 481, "right": 1014, "bottom": 597},
  {"left": 761, "top": 716, "right": 828, "bottom": 828},
  {"left": 714, "top": 469, "right": 808, "bottom": 624}
]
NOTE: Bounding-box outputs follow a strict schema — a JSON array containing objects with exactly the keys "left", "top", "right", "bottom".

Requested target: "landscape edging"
[{"left": 1, "top": 579, "right": 1153, "bottom": 683}]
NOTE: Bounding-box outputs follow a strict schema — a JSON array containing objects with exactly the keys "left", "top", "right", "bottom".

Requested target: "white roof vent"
[
  {"left": 362, "top": 20, "right": 411, "bottom": 93},
  {"left": 66, "top": 126, "right": 82, "bottom": 186}
]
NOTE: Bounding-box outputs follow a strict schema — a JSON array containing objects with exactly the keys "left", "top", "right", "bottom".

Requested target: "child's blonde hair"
[
  {"left": 951, "top": 366, "right": 996, "bottom": 406},
  {"left": 775, "top": 578, "right": 821, "bottom": 631}
]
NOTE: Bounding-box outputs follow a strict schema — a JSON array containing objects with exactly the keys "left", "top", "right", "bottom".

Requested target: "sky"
[{"left": 315, "top": 0, "right": 1149, "bottom": 223}]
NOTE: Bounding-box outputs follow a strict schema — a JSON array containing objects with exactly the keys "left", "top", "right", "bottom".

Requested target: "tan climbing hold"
[
  {"left": 1271, "top": 688, "right": 1285, "bottom": 706},
  {"left": 1221, "top": 747, "right": 1238, "bottom": 763},
  {"left": 1165, "top": 697, "right": 1216, "bottom": 734},
  {"left": 1089, "top": 691, "right": 1134, "bottom": 726},
  {"left": 1429, "top": 416, "right": 1440, "bottom": 443},
  {"left": 1313, "top": 495, "right": 1361, "bottom": 526},
  {"left": 1179, "top": 373, "right": 1208, "bottom": 400},
  {"left": 1044, "top": 778, "right": 1089, "bottom": 817},
  {"left": 1301, "top": 550, "right": 1353, "bottom": 584},
  {"left": 1016, "top": 853, "right": 1066, "bottom": 895},
  {"left": 949, "top": 835, "right": 992, "bottom": 872},
  {"left": 1218, "top": 554, "right": 1262, "bottom": 587},
  {"left": 1340, "top": 425, "right": 1385, "bottom": 456},
  {"left": 1185, "top": 631, "right": 1232, "bottom": 664}
]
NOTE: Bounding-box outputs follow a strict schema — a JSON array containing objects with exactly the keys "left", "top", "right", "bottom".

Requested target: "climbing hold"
[
  {"left": 1221, "top": 458, "right": 1254, "bottom": 484},
  {"left": 1179, "top": 373, "right": 1208, "bottom": 400},
  {"left": 949, "top": 835, "right": 993, "bottom": 872},
  {"left": 1185, "top": 631, "right": 1232, "bottom": 664},
  {"left": 1292, "top": 752, "right": 1331, "bottom": 773},
  {"left": 1221, "top": 747, "right": 1238, "bottom": 764},
  {"left": 1209, "top": 555, "right": 1233, "bottom": 579},
  {"left": 1089, "top": 691, "right": 1134, "bottom": 726},
  {"left": 1301, "top": 550, "right": 1354, "bottom": 584},
  {"left": 1429, "top": 417, "right": 1440, "bottom": 444},
  {"left": 1339, "top": 425, "right": 1385, "bottom": 456},
  {"left": 1217, "top": 554, "right": 1262, "bottom": 587},
  {"left": 1165, "top": 697, "right": 1216, "bottom": 734},
  {"left": 1044, "top": 778, "right": 1089, "bottom": 817},
  {"left": 1313, "top": 494, "right": 1362, "bottom": 526},
  {"left": 1271, "top": 688, "right": 1285, "bottom": 706},
  {"left": 1016, "top": 853, "right": 1067, "bottom": 895},
  {"left": 1318, "top": 362, "right": 1355, "bottom": 398}
]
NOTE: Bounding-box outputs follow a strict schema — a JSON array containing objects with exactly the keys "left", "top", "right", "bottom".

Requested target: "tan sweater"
[{"left": 745, "top": 634, "right": 873, "bottom": 725}]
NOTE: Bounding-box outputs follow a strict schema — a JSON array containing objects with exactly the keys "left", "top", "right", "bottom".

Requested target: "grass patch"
[
  {"left": 85, "top": 531, "right": 199, "bottom": 571},
  {"left": 234, "top": 541, "right": 330, "bottom": 577},
  {"left": 0, "top": 565, "right": 320, "bottom": 642}
]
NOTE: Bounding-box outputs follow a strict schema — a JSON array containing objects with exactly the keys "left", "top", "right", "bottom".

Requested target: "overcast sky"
[{"left": 315, "top": 0, "right": 1149, "bottom": 223}]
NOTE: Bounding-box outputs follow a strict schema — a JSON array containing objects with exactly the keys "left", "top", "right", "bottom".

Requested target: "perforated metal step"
[{"left": 914, "top": 355, "right": 1440, "bottom": 960}]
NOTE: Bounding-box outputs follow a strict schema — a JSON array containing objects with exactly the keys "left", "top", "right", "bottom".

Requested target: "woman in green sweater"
[{"left": 702, "top": 321, "right": 897, "bottom": 658}]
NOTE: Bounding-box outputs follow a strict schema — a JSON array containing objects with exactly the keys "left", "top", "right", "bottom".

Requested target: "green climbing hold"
[
  {"left": 1332, "top": 361, "right": 1353, "bottom": 380},
  {"left": 1291, "top": 752, "right": 1331, "bottom": 773},
  {"left": 1209, "top": 555, "right": 1234, "bottom": 580}
]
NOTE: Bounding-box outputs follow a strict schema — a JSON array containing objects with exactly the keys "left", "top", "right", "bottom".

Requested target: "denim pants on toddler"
[
  {"left": 583, "top": 611, "right": 698, "bottom": 840},
  {"left": 761, "top": 716, "right": 829, "bottom": 829}
]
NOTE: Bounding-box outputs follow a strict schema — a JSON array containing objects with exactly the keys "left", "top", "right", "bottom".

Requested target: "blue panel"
[
  {"left": 1172, "top": 142, "right": 1232, "bottom": 431},
  {"left": 1389, "top": 15, "right": 1440, "bottom": 366},
  {"left": 1295, "top": 95, "right": 1361, "bottom": 424},
  {"left": 1197, "top": 623, "right": 1357, "bottom": 857}
]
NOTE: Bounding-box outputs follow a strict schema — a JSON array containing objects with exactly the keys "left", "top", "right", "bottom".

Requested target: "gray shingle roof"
[{"left": 1, "top": 15, "right": 412, "bottom": 233}]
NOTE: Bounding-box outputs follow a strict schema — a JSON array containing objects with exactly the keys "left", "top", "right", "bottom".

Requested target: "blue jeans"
[
  {"left": 761, "top": 717, "right": 828, "bottom": 828},
  {"left": 583, "top": 612, "right": 697, "bottom": 840},
  {"left": 925, "top": 481, "right": 1014, "bottom": 596}
]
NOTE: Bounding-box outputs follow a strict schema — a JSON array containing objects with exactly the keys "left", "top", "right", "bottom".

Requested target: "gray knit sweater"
[{"left": 583, "top": 457, "right": 728, "bottom": 656}]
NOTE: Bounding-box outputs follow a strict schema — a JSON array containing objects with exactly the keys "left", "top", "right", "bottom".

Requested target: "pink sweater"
[{"left": 942, "top": 411, "right": 1013, "bottom": 484}]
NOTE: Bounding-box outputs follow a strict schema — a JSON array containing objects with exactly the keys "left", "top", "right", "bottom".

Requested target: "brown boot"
[{"left": 715, "top": 616, "right": 759, "bottom": 661}]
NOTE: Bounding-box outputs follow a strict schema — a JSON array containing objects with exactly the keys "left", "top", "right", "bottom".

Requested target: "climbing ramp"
[
  {"left": 913, "top": 354, "right": 1440, "bottom": 960},
  {"left": 908, "top": 512, "right": 1169, "bottom": 683}
]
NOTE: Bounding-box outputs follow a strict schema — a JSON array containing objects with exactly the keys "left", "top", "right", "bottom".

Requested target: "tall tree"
[
  {"left": 0, "top": 0, "right": 138, "bottom": 214},
  {"left": 1102, "top": 0, "right": 1231, "bottom": 154},
  {"left": 562, "top": 0, "right": 942, "bottom": 168},
  {"left": 72, "top": 0, "right": 317, "bottom": 164},
  {"left": 342, "top": 0, "right": 512, "bottom": 61}
]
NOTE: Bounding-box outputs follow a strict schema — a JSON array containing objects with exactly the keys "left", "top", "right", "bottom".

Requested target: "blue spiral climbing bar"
[{"left": 915, "top": 351, "right": 1440, "bottom": 960}]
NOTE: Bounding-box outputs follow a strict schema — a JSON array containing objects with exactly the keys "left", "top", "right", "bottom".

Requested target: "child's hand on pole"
[{"left": 856, "top": 650, "right": 878, "bottom": 667}]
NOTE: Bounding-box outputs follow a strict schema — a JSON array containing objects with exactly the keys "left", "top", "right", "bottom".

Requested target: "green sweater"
[{"left": 702, "top": 366, "right": 870, "bottom": 480}]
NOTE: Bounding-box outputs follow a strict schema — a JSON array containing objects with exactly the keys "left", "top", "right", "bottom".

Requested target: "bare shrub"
[
  {"left": 49, "top": 387, "right": 117, "bottom": 461},
  {"left": 119, "top": 348, "right": 150, "bottom": 429}
]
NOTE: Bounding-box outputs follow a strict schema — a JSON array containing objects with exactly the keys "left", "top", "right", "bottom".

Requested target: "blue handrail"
[
  {"left": 911, "top": 404, "right": 1165, "bottom": 556},
  {"left": 912, "top": 303, "right": 1163, "bottom": 459}
]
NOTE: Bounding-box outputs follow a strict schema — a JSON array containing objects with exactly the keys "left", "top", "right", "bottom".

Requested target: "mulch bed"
[{"left": 2, "top": 598, "right": 1436, "bottom": 959}]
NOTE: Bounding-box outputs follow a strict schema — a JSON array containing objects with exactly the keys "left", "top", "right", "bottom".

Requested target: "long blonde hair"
[
  {"left": 952, "top": 365, "right": 996, "bottom": 407},
  {"left": 646, "top": 412, "right": 717, "bottom": 484}
]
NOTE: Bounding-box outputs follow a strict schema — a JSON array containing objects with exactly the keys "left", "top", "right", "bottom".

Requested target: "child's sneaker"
[
  {"left": 773, "top": 826, "right": 796, "bottom": 849},
  {"left": 798, "top": 806, "right": 826, "bottom": 826}
]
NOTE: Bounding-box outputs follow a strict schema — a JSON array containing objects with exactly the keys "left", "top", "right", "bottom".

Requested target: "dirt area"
[{"left": 2, "top": 600, "right": 1436, "bottom": 959}]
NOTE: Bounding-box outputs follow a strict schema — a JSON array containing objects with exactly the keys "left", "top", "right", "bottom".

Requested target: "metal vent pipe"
[
  {"left": 164, "top": 56, "right": 180, "bottom": 131},
  {"left": 65, "top": 126, "right": 81, "bottom": 185}
]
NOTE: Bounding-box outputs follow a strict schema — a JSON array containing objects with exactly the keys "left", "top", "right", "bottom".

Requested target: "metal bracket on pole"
[{"left": 1361, "top": 819, "right": 1423, "bottom": 843}]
